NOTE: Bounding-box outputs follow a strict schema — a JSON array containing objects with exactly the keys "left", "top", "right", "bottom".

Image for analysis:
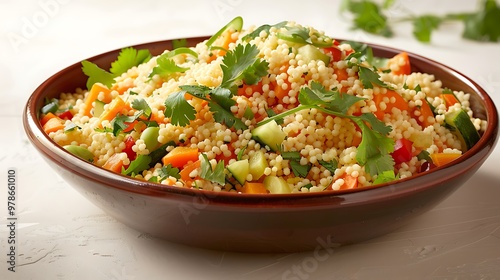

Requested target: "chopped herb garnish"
[
  {"left": 157, "top": 164, "right": 181, "bottom": 181},
  {"left": 82, "top": 47, "right": 152, "bottom": 89},
  {"left": 259, "top": 81, "right": 394, "bottom": 177},
  {"left": 342, "top": 0, "right": 500, "bottom": 43},
  {"left": 122, "top": 154, "right": 152, "bottom": 176},
  {"left": 318, "top": 159, "right": 338, "bottom": 174},
  {"left": 200, "top": 154, "right": 226, "bottom": 185},
  {"left": 164, "top": 44, "right": 268, "bottom": 130}
]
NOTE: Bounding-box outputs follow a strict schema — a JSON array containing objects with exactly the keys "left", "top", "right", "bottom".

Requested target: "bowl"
[{"left": 23, "top": 36, "right": 499, "bottom": 253}]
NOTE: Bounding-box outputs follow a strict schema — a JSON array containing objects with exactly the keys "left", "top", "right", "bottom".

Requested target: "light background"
[{"left": 1, "top": 0, "right": 500, "bottom": 279}]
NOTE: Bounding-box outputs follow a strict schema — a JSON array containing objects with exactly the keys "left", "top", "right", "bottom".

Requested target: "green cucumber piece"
[
  {"left": 297, "top": 44, "right": 331, "bottom": 65},
  {"left": 205, "top": 16, "right": 243, "bottom": 48},
  {"left": 263, "top": 175, "right": 291, "bottom": 194},
  {"left": 227, "top": 159, "right": 249, "bottom": 185},
  {"left": 93, "top": 100, "right": 105, "bottom": 117},
  {"left": 251, "top": 120, "right": 286, "bottom": 152},
  {"left": 64, "top": 145, "right": 94, "bottom": 162},
  {"left": 444, "top": 109, "right": 480, "bottom": 150},
  {"left": 249, "top": 150, "right": 267, "bottom": 180}
]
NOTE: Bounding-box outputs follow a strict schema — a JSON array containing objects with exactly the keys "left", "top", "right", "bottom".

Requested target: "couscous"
[{"left": 40, "top": 17, "right": 486, "bottom": 194}]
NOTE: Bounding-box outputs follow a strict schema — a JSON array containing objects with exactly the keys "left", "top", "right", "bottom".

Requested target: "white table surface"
[{"left": 1, "top": 0, "right": 500, "bottom": 279}]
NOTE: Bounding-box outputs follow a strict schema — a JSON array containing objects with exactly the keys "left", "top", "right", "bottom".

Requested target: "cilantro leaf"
[
  {"left": 352, "top": 115, "right": 394, "bottom": 176},
  {"left": 318, "top": 159, "right": 338, "bottom": 174},
  {"left": 82, "top": 47, "right": 151, "bottom": 89},
  {"left": 158, "top": 164, "right": 181, "bottom": 180},
  {"left": 290, "top": 160, "right": 312, "bottom": 177},
  {"left": 122, "top": 154, "right": 152, "bottom": 176},
  {"left": 110, "top": 114, "right": 137, "bottom": 136},
  {"left": 358, "top": 66, "right": 390, "bottom": 89},
  {"left": 220, "top": 44, "right": 269, "bottom": 93},
  {"left": 149, "top": 53, "right": 189, "bottom": 79},
  {"left": 208, "top": 101, "right": 248, "bottom": 131},
  {"left": 131, "top": 98, "right": 152, "bottom": 119},
  {"left": 110, "top": 47, "right": 151, "bottom": 75},
  {"left": 164, "top": 90, "right": 197, "bottom": 126},
  {"left": 413, "top": 15, "right": 443, "bottom": 43},
  {"left": 81, "top": 60, "right": 115, "bottom": 89},
  {"left": 372, "top": 169, "right": 398, "bottom": 185},
  {"left": 462, "top": 0, "right": 500, "bottom": 42},
  {"left": 346, "top": 0, "right": 393, "bottom": 37},
  {"left": 200, "top": 154, "right": 226, "bottom": 185}
]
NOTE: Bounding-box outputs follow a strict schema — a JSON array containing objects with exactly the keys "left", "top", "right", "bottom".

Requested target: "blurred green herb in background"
[{"left": 341, "top": 0, "right": 500, "bottom": 43}]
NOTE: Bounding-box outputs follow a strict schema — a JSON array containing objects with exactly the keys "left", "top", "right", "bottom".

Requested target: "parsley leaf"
[
  {"left": 164, "top": 90, "right": 197, "bottom": 127},
  {"left": 149, "top": 55, "right": 188, "bottom": 79},
  {"left": 258, "top": 81, "right": 395, "bottom": 177},
  {"left": 110, "top": 47, "right": 151, "bottom": 75},
  {"left": 122, "top": 154, "right": 152, "bottom": 176},
  {"left": 289, "top": 160, "right": 312, "bottom": 177},
  {"left": 200, "top": 154, "right": 226, "bottom": 185},
  {"left": 413, "top": 15, "right": 443, "bottom": 43},
  {"left": 220, "top": 44, "right": 269, "bottom": 93},
  {"left": 164, "top": 44, "right": 266, "bottom": 130},
  {"left": 157, "top": 164, "right": 181, "bottom": 180},
  {"left": 131, "top": 98, "right": 152, "bottom": 119},
  {"left": 81, "top": 60, "right": 115, "bottom": 89},
  {"left": 345, "top": 0, "right": 393, "bottom": 37},
  {"left": 82, "top": 47, "right": 151, "bottom": 89},
  {"left": 372, "top": 170, "right": 398, "bottom": 185},
  {"left": 358, "top": 65, "right": 390, "bottom": 89},
  {"left": 318, "top": 159, "right": 338, "bottom": 174},
  {"left": 462, "top": 0, "right": 500, "bottom": 42}
]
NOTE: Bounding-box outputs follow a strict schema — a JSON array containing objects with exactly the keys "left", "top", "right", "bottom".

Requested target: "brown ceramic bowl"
[{"left": 23, "top": 37, "right": 499, "bottom": 253}]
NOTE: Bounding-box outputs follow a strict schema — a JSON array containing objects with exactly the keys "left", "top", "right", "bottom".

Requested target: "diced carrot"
[
  {"left": 413, "top": 99, "right": 434, "bottom": 128},
  {"left": 373, "top": 90, "right": 409, "bottom": 120},
  {"left": 179, "top": 159, "right": 201, "bottom": 187},
  {"left": 440, "top": 92, "right": 460, "bottom": 108},
  {"left": 40, "top": 112, "right": 58, "bottom": 126},
  {"left": 102, "top": 153, "right": 124, "bottom": 173},
  {"left": 387, "top": 52, "right": 411, "bottom": 75},
  {"left": 334, "top": 67, "right": 349, "bottom": 82},
  {"left": 338, "top": 174, "right": 358, "bottom": 190},
  {"left": 240, "top": 182, "right": 268, "bottom": 194},
  {"left": 83, "top": 83, "right": 111, "bottom": 117},
  {"left": 237, "top": 81, "right": 263, "bottom": 97},
  {"left": 274, "top": 79, "right": 291, "bottom": 101},
  {"left": 430, "top": 153, "right": 461, "bottom": 167},
  {"left": 42, "top": 116, "right": 65, "bottom": 134},
  {"left": 97, "top": 96, "right": 130, "bottom": 127},
  {"left": 162, "top": 147, "right": 199, "bottom": 168}
]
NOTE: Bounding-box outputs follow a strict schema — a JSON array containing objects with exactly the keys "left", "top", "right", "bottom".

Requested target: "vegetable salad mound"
[{"left": 40, "top": 17, "right": 486, "bottom": 194}]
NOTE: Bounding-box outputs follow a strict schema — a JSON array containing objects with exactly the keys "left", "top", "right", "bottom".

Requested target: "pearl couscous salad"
[{"left": 40, "top": 17, "right": 486, "bottom": 194}]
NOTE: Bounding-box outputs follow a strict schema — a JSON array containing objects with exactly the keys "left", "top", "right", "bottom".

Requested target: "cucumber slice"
[
  {"left": 205, "top": 16, "right": 243, "bottom": 48},
  {"left": 297, "top": 44, "right": 331, "bottom": 65},
  {"left": 227, "top": 159, "right": 249, "bottom": 185},
  {"left": 251, "top": 120, "right": 286, "bottom": 152},
  {"left": 249, "top": 150, "right": 268, "bottom": 180},
  {"left": 93, "top": 100, "right": 105, "bottom": 117},
  {"left": 263, "top": 175, "right": 291, "bottom": 194},
  {"left": 444, "top": 109, "right": 481, "bottom": 150}
]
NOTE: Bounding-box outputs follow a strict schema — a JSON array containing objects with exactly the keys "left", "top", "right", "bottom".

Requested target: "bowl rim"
[{"left": 23, "top": 36, "right": 499, "bottom": 207}]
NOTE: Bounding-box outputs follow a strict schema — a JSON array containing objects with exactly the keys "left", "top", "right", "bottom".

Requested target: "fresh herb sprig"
[
  {"left": 342, "top": 0, "right": 500, "bottom": 43},
  {"left": 258, "top": 81, "right": 394, "bottom": 177},
  {"left": 82, "top": 47, "right": 152, "bottom": 89},
  {"left": 164, "top": 43, "right": 269, "bottom": 130}
]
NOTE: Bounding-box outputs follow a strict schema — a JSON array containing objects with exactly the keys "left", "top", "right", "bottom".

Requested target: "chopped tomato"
[
  {"left": 391, "top": 138, "right": 413, "bottom": 164},
  {"left": 123, "top": 136, "right": 136, "bottom": 161}
]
